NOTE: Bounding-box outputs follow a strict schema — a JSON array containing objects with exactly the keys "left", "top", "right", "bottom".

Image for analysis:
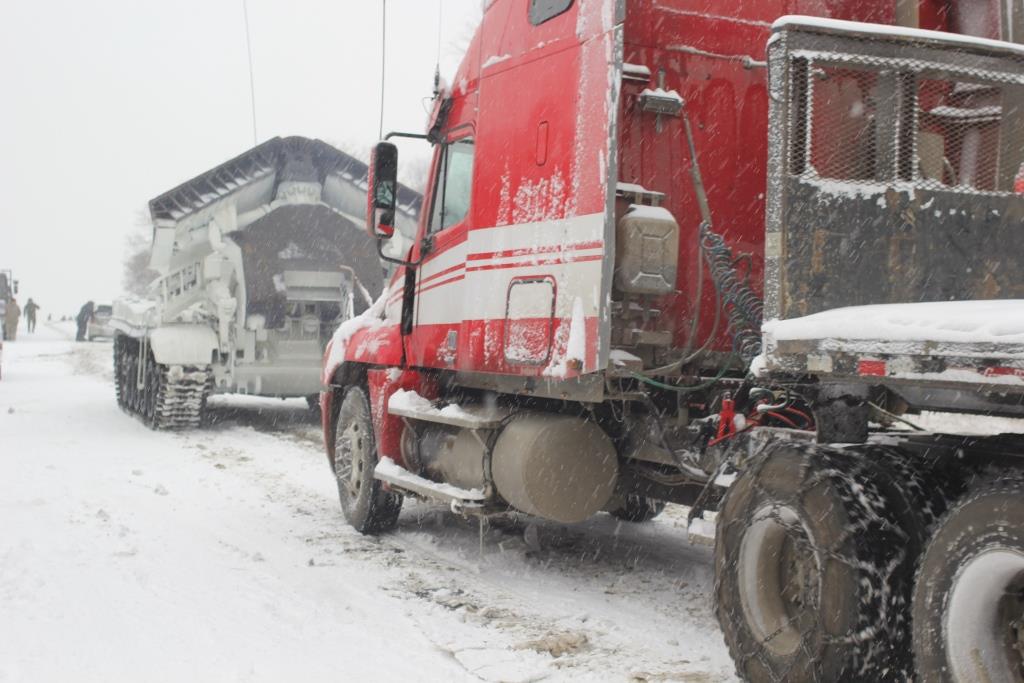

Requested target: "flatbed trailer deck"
[{"left": 760, "top": 299, "right": 1024, "bottom": 418}]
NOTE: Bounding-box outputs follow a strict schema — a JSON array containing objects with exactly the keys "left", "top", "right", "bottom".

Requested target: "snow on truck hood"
[{"left": 321, "top": 290, "right": 387, "bottom": 384}]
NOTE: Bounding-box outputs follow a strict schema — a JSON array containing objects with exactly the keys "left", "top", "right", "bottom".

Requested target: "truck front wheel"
[
  {"left": 715, "top": 442, "right": 922, "bottom": 681},
  {"left": 333, "top": 386, "right": 402, "bottom": 534},
  {"left": 913, "top": 475, "right": 1024, "bottom": 683}
]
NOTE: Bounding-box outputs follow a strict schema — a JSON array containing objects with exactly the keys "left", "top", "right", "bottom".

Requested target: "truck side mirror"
[
  {"left": 367, "top": 141, "right": 399, "bottom": 240},
  {"left": 12, "top": 280, "right": 18, "bottom": 294}
]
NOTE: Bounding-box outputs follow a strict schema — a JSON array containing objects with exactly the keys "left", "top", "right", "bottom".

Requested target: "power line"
[
  {"left": 436, "top": 0, "right": 443, "bottom": 67},
  {"left": 378, "top": 0, "right": 387, "bottom": 140},
  {"left": 242, "top": 0, "right": 258, "bottom": 146}
]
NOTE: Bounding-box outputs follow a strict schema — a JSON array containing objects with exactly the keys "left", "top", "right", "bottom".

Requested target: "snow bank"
[{"left": 764, "top": 300, "right": 1024, "bottom": 346}]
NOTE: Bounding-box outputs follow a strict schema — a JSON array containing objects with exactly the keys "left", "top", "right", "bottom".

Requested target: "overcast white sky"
[{"left": 0, "top": 0, "right": 480, "bottom": 316}]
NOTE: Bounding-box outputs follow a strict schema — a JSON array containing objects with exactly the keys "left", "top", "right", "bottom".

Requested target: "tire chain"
[{"left": 717, "top": 440, "right": 944, "bottom": 682}]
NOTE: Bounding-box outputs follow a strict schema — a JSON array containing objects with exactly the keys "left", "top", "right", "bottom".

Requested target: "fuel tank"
[{"left": 491, "top": 414, "right": 618, "bottom": 524}]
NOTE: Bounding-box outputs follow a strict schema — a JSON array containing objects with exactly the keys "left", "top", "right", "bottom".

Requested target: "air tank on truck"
[
  {"left": 321, "top": 2, "right": 1024, "bottom": 681},
  {"left": 111, "top": 136, "right": 420, "bottom": 429}
]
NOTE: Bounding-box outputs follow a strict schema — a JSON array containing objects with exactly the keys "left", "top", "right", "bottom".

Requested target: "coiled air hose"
[{"left": 699, "top": 222, "right": 763, "bottom": 362}]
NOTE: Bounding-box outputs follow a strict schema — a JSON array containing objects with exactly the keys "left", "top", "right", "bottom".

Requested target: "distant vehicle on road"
[{"left": 86, "top": 305, "right": 114, "bottom": 341}]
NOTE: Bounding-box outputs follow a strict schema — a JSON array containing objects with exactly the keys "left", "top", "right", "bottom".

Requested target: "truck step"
[
  {"left": 388, "top": 389, "right": 510, "bottom": 430},
  {"left": 374, "top": 457, "right": 486, "bottom": 510}
]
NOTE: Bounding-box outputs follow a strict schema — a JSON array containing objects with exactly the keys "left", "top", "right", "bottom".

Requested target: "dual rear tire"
[
  {"left": 912, "top": 476, "right": 1024, "bottom": 683},
  {"left": 714, "top": 442, "right": 939, "bottom": 681},
  {"left": 716, "top": 442, "right": 1024, "bottom": 682}
]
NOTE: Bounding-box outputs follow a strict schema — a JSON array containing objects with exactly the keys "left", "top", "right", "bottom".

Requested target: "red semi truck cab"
[
  {"left": 335, "top": 0, "right": 1015, "bottom": 373},
  {"left": 322, "top": 2, "right": 1024, "bottom": 680},
  {"left": 324, "top": 0, "right": 1020, "bottom": 446}
]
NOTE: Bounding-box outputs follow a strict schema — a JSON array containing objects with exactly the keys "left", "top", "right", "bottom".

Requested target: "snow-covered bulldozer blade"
[{"left": 111, "top": 136, "right": 421, "bottom": 429}]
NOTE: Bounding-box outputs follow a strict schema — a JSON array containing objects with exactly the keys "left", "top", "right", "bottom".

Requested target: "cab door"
[{"left": 405, "top": 132, "right": 475, "bottom": 369}]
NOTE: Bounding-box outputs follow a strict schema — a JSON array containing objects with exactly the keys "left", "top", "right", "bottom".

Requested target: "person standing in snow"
[
  {"left": 23, "top": 298, "right": 40, "bottom": 333},
  {"left": 75, "top": 301, "right": 95, "bottom": 342},
  {"left": 4, "top": 297, "right": 21, "bottom": 341}
]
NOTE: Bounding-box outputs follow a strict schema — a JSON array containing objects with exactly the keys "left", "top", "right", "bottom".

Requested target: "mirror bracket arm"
[
  {"left": 376, "top": 238, "right": 424, "bottom": 269},
  {"left": 383, "top": 132, "right": 431, "bottom": 143}
]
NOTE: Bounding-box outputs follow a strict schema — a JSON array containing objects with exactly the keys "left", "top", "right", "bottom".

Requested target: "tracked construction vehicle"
[
  {"left": 112, "top": 136, "right": 420, "bottom": 429},
  {"left": 321, "top": 2, "right": 1024, "bottom": 681}
]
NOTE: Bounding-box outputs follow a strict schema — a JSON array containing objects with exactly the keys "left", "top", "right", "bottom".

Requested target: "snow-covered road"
[{"left": 0, "top": 325, "right": 737, "bottom": 683}]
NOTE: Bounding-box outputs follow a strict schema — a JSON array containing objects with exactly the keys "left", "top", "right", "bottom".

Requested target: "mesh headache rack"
[{"left": 764, "top": 17, "right": 1024, "bottom": 322}]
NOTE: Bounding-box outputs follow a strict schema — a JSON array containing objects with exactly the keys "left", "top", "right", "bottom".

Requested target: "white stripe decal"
[{"left": 413, "top": 213, "right": 607, "bottom": 326}]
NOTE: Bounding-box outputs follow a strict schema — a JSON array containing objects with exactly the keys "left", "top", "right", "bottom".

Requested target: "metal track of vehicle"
[
  {"left": 114, "top": 335, "right": 213, "bottom": 429},
  {"left": 148, "top": 364, "right": 213, "bottom": 429}
]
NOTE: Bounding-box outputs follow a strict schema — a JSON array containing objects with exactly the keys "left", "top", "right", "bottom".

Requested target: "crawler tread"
[
  {"left": 149, "top": 364, "right": 214, "bottom": 429},
  {"left": 114, "top": 333, "right": 212, "bottom": 430}
]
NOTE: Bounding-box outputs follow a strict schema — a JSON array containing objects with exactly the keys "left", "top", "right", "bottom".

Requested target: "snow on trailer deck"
[
  {"left": 759, "top": 300, "right": 1024, "bottom": 391},
  {"left": 764, "top": 300, "right": 1024, "bottom": 347},
  {"left": 0, "top": 324, "right": 737, "bottom": 682}
]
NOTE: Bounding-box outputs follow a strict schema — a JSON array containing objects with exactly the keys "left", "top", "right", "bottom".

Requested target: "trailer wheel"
[
  {"left": 912, "top": 475, "right": 1024, "bottom": 683},
  {"left": 609, "top": 495, "right": 665, "bottom": 522},
  {"left": 715, "top": 442, "right": 922, "bottom": 681},
  {"left": 333, "top": 386, "right": 402, "bottom": 534}
]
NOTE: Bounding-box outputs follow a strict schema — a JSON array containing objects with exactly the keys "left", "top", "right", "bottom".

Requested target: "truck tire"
[
  {"left": 609, "top": 495, "right": 665, "bottom": 522},
  {"left": 714, "top": 441, "right": 923, "bottom": 681},
  {"left": 333, "top": 386, "right": 402, "bottom": 534},
  {"left": 912, "top": 475, "right": 1024, "bottom": 683}
]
